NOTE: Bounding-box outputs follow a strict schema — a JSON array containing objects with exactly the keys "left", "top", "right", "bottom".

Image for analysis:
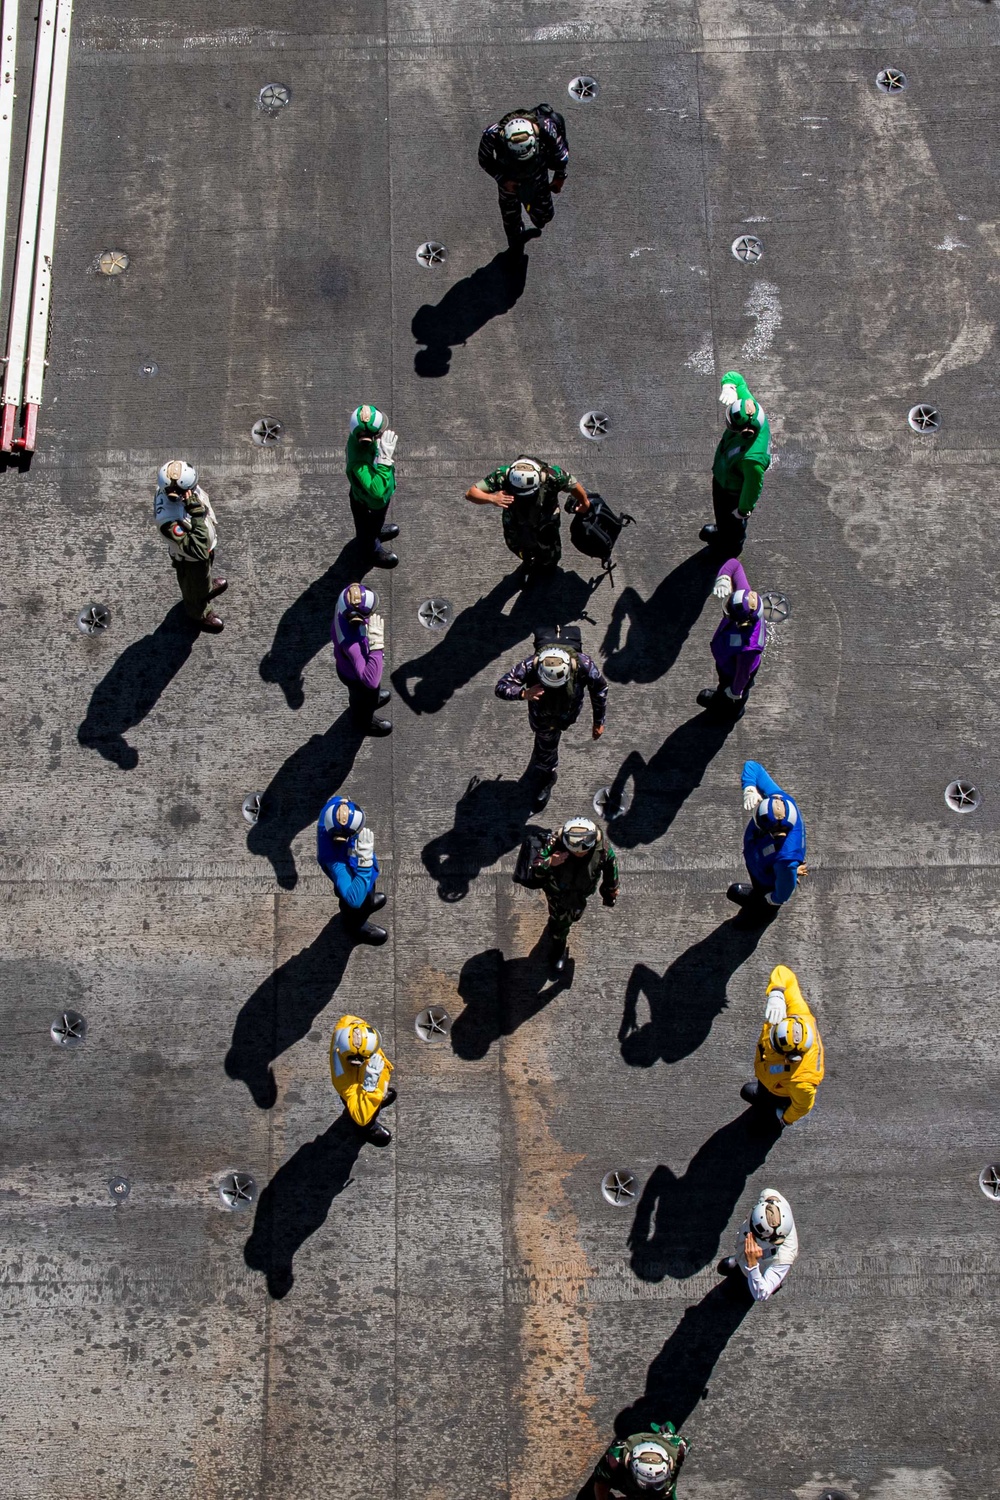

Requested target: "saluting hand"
[
  {"left": 524, "top": 683, "right": 546, "bottom": 701},
  {"left": 492, "top": 490, "right": 515, "bottom": 509},
  {"left": 744, "top": 1231, "right": 762, "bottom": 1268}
]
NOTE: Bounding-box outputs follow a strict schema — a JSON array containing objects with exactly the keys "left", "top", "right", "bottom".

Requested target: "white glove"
[
  {"left": 712, "top": 574, "right": 733, "bottom": 600},
  {"left": 743, "top": 786, "right": 763, "bottom": 814},
  {"left": 356, "top": 827, "right": 375, "bottom": 868},
  {"left": 764, "top": 989, "right": 787, "bottom": 1024},
  {"left": 366, "top": 612, "right": 385, "bottom": 652},
  {"left": 720, "top": 382, "right": 739, "bottom": 406},
  {"left": 724, "top": 686, "right": 741, "bottom": 701},
  {"left": 375, "top": 428, "right": 398, "bottom": 466}
]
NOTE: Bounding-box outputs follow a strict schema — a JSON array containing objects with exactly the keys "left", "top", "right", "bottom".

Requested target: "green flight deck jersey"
[
  {"left": 712, "top": 369, "right": 771, "bottom": 516},
  {"left": 346, "top": 428, "right": 396, "bottom": 514}
]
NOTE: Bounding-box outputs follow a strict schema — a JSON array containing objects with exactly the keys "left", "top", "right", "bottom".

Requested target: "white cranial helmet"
[
  {"left": 157, "top": 459, "right": 198, "bottom": 492},
  {"left": 502, "top": 116, "right": 539, "bottom": 159},
  {"left": 629, "top": 1441, "right": 674, "bottom": 1490},
  {"left": 750, "top": 1190, "right": 794, "bottom": 1245},
  {"left": 562, "top": 817, "right": 598, "bottom": 851},
  {"left": 537, "top": 647, "right": 572, "bottom": 688},
  {"left": 507, "top": 458, "right": 542, "bottom": 494}
]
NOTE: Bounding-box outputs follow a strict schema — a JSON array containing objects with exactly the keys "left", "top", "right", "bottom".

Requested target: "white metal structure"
[
  {"left": 21, "top": 0, "right": 73, "bottom": 449},
  {"left": 0, "top": 0, "right": 19, "bottom": 303},
  {"left": 0, "top": 0, "right": 54, "bottom": 451}
]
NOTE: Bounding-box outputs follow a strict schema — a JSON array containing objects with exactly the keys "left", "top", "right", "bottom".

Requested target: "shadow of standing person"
[
  {"left": 600, "top": 549, "right": 716, "bottom": 684},
  {"left": 618, "top": 917, "right": 766, "bottom": 1069},
  {"left": 604, "top": 710, "right": 735, "bottom": 850},
  {"left": 246, "top": 709, "right": 363, "bottom": 889},
  {"left": 412, "top": 248, "right": 529, "bottom": 377},
  {"left": 614, "top": 1279, "right": 754, "bottom": 1438},
  {"left": 258, "top": 538, "right": 362, "bottom": 710},
  {"left": 628, "top": 1111, "right": 780, "bottom": 1283},
  {"left": 225, "top": 916, "right": 355, "bottom": 1109},
  {"left": 244, "top": 1114, "right": 363, "bottom": 1299},
  {"left": 76, "top": 604, "right": 196, "bottom": 769},
  {"left": 450, "top": 939, "right": 575, "bottom": 1060},
  {"left": 392, "top": 567, "right": 595, "bottom": 716},
  {"left": 421, "top": 774, "right": 537, "bottom": 902}
]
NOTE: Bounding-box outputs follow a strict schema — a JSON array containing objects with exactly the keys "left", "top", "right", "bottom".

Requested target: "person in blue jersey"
[
  {"left": 316, "top": 795, "right": 388, "bottom": 945},
  {"left": 728, "top": 761, "right": 806, "bottom": 917}
]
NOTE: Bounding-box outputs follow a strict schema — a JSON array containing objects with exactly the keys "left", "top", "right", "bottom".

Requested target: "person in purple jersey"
[
  {"left": 697, "top": 557, "right": 765, "bottom": 720},
  {"left": 331, "top": 583, "right": 392, "bottom": 736}
]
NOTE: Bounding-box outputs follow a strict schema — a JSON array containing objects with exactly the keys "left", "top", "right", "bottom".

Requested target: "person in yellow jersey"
[
  {"left": 740, "top": 964, "right": 824, "bottom": 1128},
  {"left": 329, "top": 1015, "right": 395, "bottom": 1146}
]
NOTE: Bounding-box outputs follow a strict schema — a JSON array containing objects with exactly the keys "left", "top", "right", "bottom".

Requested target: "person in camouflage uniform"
[
  {"left": 531, "top": 816, "right": 619, "bottom": 973},
  {"left": 153, "top": 459, "right": 227, "bottom": 632},
  {"left": 466, "top": 454, "right": 591, "bottom": 577},
  {"left": 591, "top": 1421, "right": 689, "bottom": 1498}
]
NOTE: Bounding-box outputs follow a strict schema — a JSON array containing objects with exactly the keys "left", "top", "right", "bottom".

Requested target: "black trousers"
[
  {"left": 715, "top": 662, "right": 758, "bottom": 709},
  {"left": 339, "top": 889, "right": 381, "bottom": 935},
  {"left": 528, "top": 716, "right": 577, "bottom": 775},
  {"left": 338, "top": 670, "right": 380, "bottom": 730},
  {"left": 497, "top": 172, "right": 555, "bottom": 232},
  {"left": 350, "top": 492, "right": 391, "bottom": 559},
  {"left": 711, "top": 478, "right": 747, "bottom": 553}
]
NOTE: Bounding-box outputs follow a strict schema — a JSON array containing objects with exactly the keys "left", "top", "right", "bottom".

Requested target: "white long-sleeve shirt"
[
  {"left": 736, "top": 1188, "right": 798, "bottom": 1301},
  {"left": 745, "top": 1258, "right": 791, "bottom": 1301}
]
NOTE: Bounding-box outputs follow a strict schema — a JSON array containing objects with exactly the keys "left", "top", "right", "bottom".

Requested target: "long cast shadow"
[
  {"left": 606, "top": 710, "right": 735, "bottom": 850},
  {"left": 601, "top": 549, "right": 717, "bottom": 684},
  {"left": 575, "top": 1278, "right": 753, "bottom": 1500},
  {"left": 244, "top": 1115, "right": 363, "bottom": 1300},
  {"left": 628, "top": 1111, "right": 779, "bottom": 1283},
  {"left": 247, "top": 708, "right": 363, "bottom": 889},
  {"left": 450, "top": 940, "right": 575, "bottom": 1061},
  {"left": 412, "top": 248, "right": 529, "bottom": 376},
  {"left": 76, "top": 604, "right": 196, "bottom": 768},
  {"left": 225, "top": 916, "right": 354, "bottom": 1109},
  {"left": 259, "top": 538, "right": 362, "bottom": 709},
  {"left": 422, "top": 775, "right": 538, "bottom": 902},
  {"left": 392, "top": 567, "right": 596, "bottom": 716},
  {"left": 615, "top": 1279, "right": 753, "bottom": 1437},
  {"left": 619, "top": 917, "right": 765, "bottom": 1069}
]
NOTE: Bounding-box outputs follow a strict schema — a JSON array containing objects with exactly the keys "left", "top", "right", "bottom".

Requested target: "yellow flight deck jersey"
[
  {"left": 329, "top": 1014, "right": 394, "bottom": 1128},
  {"left": 754, "top": 965, "right": 824, "bottom": 1124}
]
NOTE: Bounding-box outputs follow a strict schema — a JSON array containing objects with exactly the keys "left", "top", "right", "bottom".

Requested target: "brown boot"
[
  {"left": 208, "top": 577, "right": 228, "bottom": 599},
  {"left": 200, "top": 612, "right": 224, "bottom": 633}
]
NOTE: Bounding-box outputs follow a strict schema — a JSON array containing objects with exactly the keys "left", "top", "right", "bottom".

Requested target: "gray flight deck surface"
[{"left": 0, "top": 0, "right": 998, "bottom": 1496}]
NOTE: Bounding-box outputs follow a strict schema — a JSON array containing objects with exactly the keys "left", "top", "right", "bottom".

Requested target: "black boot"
[
  {"left": 697, "top": 688, "right": 721, "bottom": 710},
  {"left": 699, "top": 523, "right": 719, "bottom": 543},
  {"left": 504, "top": 221, "right": 525, "bottom": 249},
  {"left": 373, "top": 545, "right": 399, "bottom": 569},
  {"left": 367, "top": 717, "right": 393, "bottom": 736},
  {"left": 727, "top": 882, "right": 754, "bottom": 905},
  {"left": 548, "top": 932, "right": 568, "bottom": 974},
  {"left": 368, "top": 892, "right": 387, "bottom": 913},
  {"left": 740, "top": 1081, "right": 760, "bottom": 1105},
  {"left": 381, "top": 1087, "right": 397, "bottom": 1109},
  {"left": 366, "top": 1120, "right": 392, "bottom": 1145},
  {"left": 718, "top": 1256, "right": 738, "bottom": 1275},
  {"left": 377, "top": 687, "right": 391, "bottom": 707},
  {"left": 379, "top": 522, "right": 399, "bottom": 541},
  {"left": 531, "top": 770, "right": 556, "bottom": 812},
  {"left": 357, "top": 921, "right": 388, "bottom": 945}
]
